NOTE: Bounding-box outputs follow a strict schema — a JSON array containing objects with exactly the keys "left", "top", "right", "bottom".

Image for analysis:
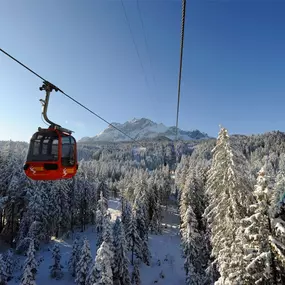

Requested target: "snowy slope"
[
  {"left": 8, "top": 199, "right": 185, "bottom": 285},
  {"left": 79, "top": 117, "right": 209, "bottom": 142}
]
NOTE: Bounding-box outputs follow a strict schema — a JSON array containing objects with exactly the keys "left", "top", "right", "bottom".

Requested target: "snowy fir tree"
[
  {"left": 68, "top": 235, "right": 82, "bottom": 277},
  {"left": 270, "top": 164, "right": 285, "bottom": 283},
  {"left": 131, "top": 261, "right": 141, "bottom": 285},
  {"left": 98, "top": 190, "right": 108, "bottom": 215},
  {"left": 16, "top": 185, "right": 50, "bottom": 252},
  {"left": 179, "top": 159, "right": 210, "bottom": 284},
  {"left": 133, "top": 194, "right": 151, "bottom": 265},
  {"left": 85, "top": 260, "right": 99, "bottom": 285},
  {"left": 184, "top": 169, "right": 206, "bottom": 230},
  {"left": 3, "top": 249, "right": 13, "bottom": 281},
  {"left": 28, "top": 184, "right": 51, "bottom": 243},
  {"left": 181, "top": 205, "right": 205, "bottom": 285},
  {"left": 179, "top": 178, "right": 191, "bottom": 230},
  {"left": 0, "top": 254, "right": 7, "bottom": 285},
  {"left": 240, "top": 168, "right": 278, "bottom": 284},
  {"left": 96, "top": 209, "right": 104, "bottom": 248},
  {"left": 147, "top": 178, "right": 162, "bottom": 234},
  {"left": 49, "top": 243, "right": 64, "bottom": 280},
  {"left": 102, "top": 212, "right": 114, "bottom": 251},
  {"left": 121, "top": 199, "right": 132, "bottom": 234},
  {"left": 96, "top": 191, "right": 108, "bottom": 248},
  {"left": 175, "top": 155, "right": 191, "bottom": 200},
  {"left": 97, "top": 181, "right": 110, "bottom": 202},
  {"left": 133, "top": 177, "right": 149, "bottom": 225},
  {"left": 272, "top": 163, "right": 285, "bottom": 217},
  {"left": 49, "top": 181, "right": 71, "bottom": 237},
  {"left": 93, "top": 241, "right": 113, "bottom": 285},
  {"left": 270, "top": 223, "right": 285, "bottom": 283},
  {"left": 125, "top": 210, "right": 143, "bottom": 265},
  {"left": 75, "top": 238, "right": 92, "bottom": 285},
  {"left": 16, "top": 212, "right": 31, "bottom": 253},
  {"left": 20, "top": 240, "right": 37, "bottom": 285},
  {"left": 113, "top": 217, "right": 131, "bottom": 285},
  {"left": 160, "top": 165, "right": 173, "bottom": 204},
  {"left": 20, "top": 265, "right": 36, "bottom": 285},
  {"left": 204, "top": 126, "right": 255, "bottom": 284}
]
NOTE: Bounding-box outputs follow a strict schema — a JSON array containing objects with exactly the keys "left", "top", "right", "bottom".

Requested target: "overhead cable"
[
  {"left": 175, "top": 0, "right": 186, "bottom": 141},
  {"left": 120, "top": 0, "right": 150, "bottom": 89},
  {"left": 136, "top": 0, "right": 156, "bottom": 87}
]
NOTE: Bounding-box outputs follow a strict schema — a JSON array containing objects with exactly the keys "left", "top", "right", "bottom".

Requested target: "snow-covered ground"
[
  {"left": 8, "top": 199, "right": 185, "bottom": 285},
  {"left": 140, "top": 228, "right": 184, "bottom": 284}
]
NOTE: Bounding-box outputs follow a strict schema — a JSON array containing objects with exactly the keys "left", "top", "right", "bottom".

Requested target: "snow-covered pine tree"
[
  {"left": 113, "top": 217, "right": 131, "bottom": 285},
  {"left": 204, "top": 126, "right": 254, "bottom": 284},
  {"left": 181, "top": 205, "right": 205, "bottom": 285},
  {"left": 17, "top": 183, "right": 48, "bottom": 252},
  {"left": 160, "top": 164, "right": 172, "bottom": 205},
  {"left": 96, "top": 208, "right": 103, "bottom": 248},
  {"left": 270, "top": 164, "right": 285, "bottom": 283},
  {"left": 179, "top": 185, "right": 190, "bottom": 231},
  {"left": 21, "top": 240, "right": 37, "bottom": 285},
  {"left": 179, "top": 162, "right": 210, "bottom": 284},
  {"left": 23, "top": 183, "right": 51, "bottom": 248},
  {"left": 68, "top": 235, "right": 81, "bottom": 277},
  {"left": 49, "top": 180, "right": 71, "bottom": 238},
  {"left": 49, "top": 243, "right": 64, "bottom": 280},
  {"left": 97, "top": 181, "right": 110, "bottom": 202},
  {"left": 271, "top": 162, "right": 285, "bottom": 217},
  {"left": 16, "top": 212, "right": 31, "bottom": 253},
  {"left": 98, "top": 190, "right": 108, "bottom": 219},
  {"left": 4, "top": 249, "right": 14, "bottom": 281},
  {"left": 131, "top": 261, "right": 141, "bottom": 285},
  {"left": 85, "top": 260, "right": 99, "bottom": 285},
  {"left": 20, "top": 265, "right": 36, "bottom": 285},
  {"left": 103, "top": 212, "right": 113, "bottom": 250},
  {"left": 133, "top": 199, "right": 151, "bottom": 266},
  {"left": 175, "top": 155, "right": 190, "bottom": 201},
  {"left": 96, "top": 191, "right": 108, "bottom": 249},
  {"left": 72, "top": 175, "right": 86, "bottom": 231},
  {"left": 121, "top": 199, "right": 132, "bottom": 234},
  {"left": 75, "top": 238, "right": 92, "bottom": 285},
  {"left": 93, "top": 241, "right": 113, "bottom": 285},
  {"left": 133, "top": 177, "right": 149, "bottom": 226},
  {"left": 204, "top": 221, "right": 219, "bottom": 284},
  {"left": 148, "top": 177, "right": 162, "bottom": 234},
  {"left": 270, "top": 224, "right": 285, "bottom": 283},
  {"left": 4, "top": 167, "right": 27, "bottom": 248},
  {"left": 99, "top": 212, "right": 115, "bottom": 270},
  {"left": 241, "top": 167, "right": 278, "bottom": 284},
  {"left": 184, "top": 169, "right": 205, "bottom": 229},
  {"left": 165, "top": 144, "right": 176, "bottom": 169},
  {"left": 125, "top": 211, "right": 143, "bottom": 265},
  {"left": 86, "top": 180, "right": 98, "bottom": 225},
  {"left": 124, "top": 183, "right": 135, "bottom": 203},
  {"left": 0, "top": 254, "right": 7, "bottom": 285}
]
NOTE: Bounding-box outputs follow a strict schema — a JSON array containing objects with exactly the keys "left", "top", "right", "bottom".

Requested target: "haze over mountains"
[{"left": 79, "top": 118, "right": 209, "bottom": 143}]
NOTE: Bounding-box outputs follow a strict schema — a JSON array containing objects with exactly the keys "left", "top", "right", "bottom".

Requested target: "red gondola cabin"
[{"left": 24, "top": 127, "right": 78, "bottom": 180}]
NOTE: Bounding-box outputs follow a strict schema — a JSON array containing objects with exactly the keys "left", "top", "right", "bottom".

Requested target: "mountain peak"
[
  {"left": 79, "top": 118, "right": 209, "bottom": 143},
  {"left": 127, "top": 117, "right": 154, "bottom": 125}
]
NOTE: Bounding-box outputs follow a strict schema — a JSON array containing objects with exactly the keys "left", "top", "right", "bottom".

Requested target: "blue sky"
[{"left": 1, "top": 0, "right": 285, "bottom": 142}]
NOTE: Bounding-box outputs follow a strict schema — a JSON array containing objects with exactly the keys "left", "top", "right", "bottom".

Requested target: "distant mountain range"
[{"left": 79, "top": 118, "right": 210, "bottom": 143}]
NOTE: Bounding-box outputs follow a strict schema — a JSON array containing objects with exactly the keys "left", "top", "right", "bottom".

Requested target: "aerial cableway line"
[{"left": 175, "top": 0, "right": 187, "bottom": 141}]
